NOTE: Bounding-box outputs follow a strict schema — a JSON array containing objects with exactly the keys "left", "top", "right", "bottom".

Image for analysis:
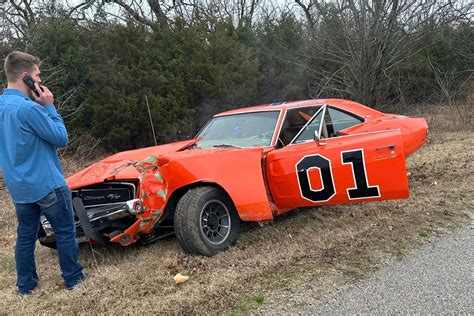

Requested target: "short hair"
[{"left": 4, "top": 51, "right": 42, "bottom": 82}]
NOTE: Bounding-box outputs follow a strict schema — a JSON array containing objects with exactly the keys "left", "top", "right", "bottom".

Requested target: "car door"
[{"left": 266, "top": 105, "right": 409, "bottom": 212}]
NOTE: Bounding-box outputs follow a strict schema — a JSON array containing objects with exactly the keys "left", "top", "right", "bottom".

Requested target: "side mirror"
[
  {"left": 313, "top": 130, "right": 327, "bottom": 146},
  {"left": 313, "top": 130, "right": 321, "bottom": 142}
]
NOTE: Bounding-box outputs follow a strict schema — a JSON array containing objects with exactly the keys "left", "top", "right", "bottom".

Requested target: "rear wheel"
[{"left": 174, "top": 186, "right": 240, "bottom": 256}]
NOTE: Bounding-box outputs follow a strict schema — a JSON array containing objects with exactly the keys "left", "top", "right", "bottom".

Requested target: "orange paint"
[{"left": 67, "top": 99, "right": 428, "bottom": 246}]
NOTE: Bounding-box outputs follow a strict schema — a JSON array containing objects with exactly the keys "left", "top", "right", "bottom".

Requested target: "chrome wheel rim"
[{"left": 199, "top": 199, "right": 231, "bottom": 245}]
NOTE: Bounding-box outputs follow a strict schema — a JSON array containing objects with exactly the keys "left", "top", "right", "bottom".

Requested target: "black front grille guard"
[
  {"left": 39, "top": 197, "right": 174, "bottom": 248},
  {"left": 38, "top": 197, "right": 107, "bottom": 249},
  {"left": 72, "top": 197, "right": 106, "bottom": 245}
]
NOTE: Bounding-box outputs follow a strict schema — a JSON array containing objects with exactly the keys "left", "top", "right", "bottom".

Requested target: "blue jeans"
[{"left": 14, "top": 186, "right": 84, "bottom": 294}]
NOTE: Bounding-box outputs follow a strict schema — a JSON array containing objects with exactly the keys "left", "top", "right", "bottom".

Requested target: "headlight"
[{"left": 125, "top": 199, "right": 146, "bottom": 215}]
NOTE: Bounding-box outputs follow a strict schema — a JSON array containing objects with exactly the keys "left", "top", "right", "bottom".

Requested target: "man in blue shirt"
[{"left": 0, "top": 51, "right": 84, "bottom": 295}]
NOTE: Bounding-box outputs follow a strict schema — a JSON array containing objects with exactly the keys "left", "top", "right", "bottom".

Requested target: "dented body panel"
[{"left": 67, "top": 140, "right": 199, "bottom": 188}]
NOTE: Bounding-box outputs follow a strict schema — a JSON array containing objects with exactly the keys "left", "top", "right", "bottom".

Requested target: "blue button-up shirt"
[{"left": 0, "top": 88, "right": 68, "bottom": 203}]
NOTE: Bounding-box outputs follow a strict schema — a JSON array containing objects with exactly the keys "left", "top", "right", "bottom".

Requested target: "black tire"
[{"left": 174, "top": 186, "right": 240, "bottom": 256}]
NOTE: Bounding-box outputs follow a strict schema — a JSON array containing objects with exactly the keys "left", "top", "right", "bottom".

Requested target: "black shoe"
[{"left": 65, "top": 274, "right": 86, "bottom": 291}]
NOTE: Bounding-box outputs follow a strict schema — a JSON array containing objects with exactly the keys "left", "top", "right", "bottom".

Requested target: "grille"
[
  {"left": 72, "top": 182, "right": 137, "bottom": 208},
  {"left": 40, "top": 182, "right": 137, "bottom": 236}
]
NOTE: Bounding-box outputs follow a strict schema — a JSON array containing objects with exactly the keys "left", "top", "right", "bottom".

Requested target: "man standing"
[{"left": 0, "top": 51, "right": 84, "bottom": 295}]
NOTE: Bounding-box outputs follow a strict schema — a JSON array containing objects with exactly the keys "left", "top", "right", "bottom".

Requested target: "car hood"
[
  {"left": 67, "top": 140, "right": 268, "bottom": 189},
  {"left": 67, "top": 139, "right": 199, "bottom": 189}
]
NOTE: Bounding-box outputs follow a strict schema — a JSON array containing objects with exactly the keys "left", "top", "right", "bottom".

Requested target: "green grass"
[
  {"left": 419, "top": 227, "right": 435, "bottom": 238},
  {"left": 0, "top": 256, "right": 15, "bottom": 273},
  {"left": 231, "top": 294, "right": 266, "bottom": 315}
]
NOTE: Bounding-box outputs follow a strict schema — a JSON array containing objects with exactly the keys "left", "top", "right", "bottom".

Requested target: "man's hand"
[{"left": 32, "top": 82, "right": 54, "bottom": 106}]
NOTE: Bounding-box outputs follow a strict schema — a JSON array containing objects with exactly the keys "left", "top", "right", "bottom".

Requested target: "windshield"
[{"left": 196, "top": 111, "right": 280, "bottom": 148}]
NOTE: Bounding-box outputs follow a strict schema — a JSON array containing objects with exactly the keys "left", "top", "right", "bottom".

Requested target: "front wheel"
[{"left": 174, "top": 186, "right": 240, "bottom": 256}]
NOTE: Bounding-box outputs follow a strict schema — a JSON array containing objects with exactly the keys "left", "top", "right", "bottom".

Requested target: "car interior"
[{"left": 277, "top": 105, "right": 363, "bottom": 147}]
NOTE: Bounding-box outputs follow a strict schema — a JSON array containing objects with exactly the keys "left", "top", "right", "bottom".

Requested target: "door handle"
[
  {"left": 375, "top": 144, "right": 396, "bottom": 151},
  {"left": 374, "top": 145, "right": 396, "bottom": 159}
]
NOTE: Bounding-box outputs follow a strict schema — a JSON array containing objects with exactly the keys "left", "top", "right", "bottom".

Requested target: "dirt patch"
[{"left": 0, "top": 112, "right": 472, "bottom": 314}]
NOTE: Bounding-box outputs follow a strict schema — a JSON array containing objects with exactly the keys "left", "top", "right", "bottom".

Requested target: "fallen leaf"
[{"left": 174, "top": 273, "right": 189, "bottom": 284}]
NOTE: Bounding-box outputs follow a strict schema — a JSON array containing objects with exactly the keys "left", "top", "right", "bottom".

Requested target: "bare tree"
[
  {"left": 100, "top": 0, "right": 206, "bottom": 26},
  {"left": 0, "top": 0, "right": 98, "bottom": 40},
  {"left": 295, "top": 0, "right": 473, "bottom": 106},
  {"left": 429, "top": 57, "right": 473, "bottom": 126},
  {"left": 0, "top": 0, "right": 37, "bottom": 38},
  {"left": 199, "top": 0, "right": 264, "bottom": 28}
]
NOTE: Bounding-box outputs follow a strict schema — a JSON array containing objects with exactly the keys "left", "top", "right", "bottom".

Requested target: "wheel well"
[{"left": 162, "top": 182, "right": 237, "bottom": 221}]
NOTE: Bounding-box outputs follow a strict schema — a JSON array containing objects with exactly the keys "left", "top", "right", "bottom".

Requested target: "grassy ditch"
[{"left": 0, "top": 113, "right": 472, "bottom": 314}]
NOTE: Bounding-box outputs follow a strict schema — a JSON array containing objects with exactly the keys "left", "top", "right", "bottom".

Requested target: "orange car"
[{"left": 39, "top": 99, "right": 428, "bottom": 256}]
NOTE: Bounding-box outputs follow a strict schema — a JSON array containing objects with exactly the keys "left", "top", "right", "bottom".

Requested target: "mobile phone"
[{"left": 23, "top": 74, "right": 43, "bottom": 97}]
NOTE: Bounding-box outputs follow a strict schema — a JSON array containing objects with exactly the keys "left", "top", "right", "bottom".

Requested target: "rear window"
[{"left": 326, "top": 107, "right": 363, "bottom": 135}]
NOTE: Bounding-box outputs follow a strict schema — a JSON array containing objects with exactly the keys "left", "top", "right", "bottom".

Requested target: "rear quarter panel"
[{"left": 340, "top": 115, "right": 428, "bottom": 157}]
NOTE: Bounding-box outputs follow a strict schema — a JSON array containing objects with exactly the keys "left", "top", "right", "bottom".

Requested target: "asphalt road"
[{"left": 310, "top": 225, "right": 474, "bottom": 314}]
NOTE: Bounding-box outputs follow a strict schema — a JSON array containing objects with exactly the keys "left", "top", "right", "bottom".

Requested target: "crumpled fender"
[{"left": 110, "top": 147, "right": 274, "bottom": 245}]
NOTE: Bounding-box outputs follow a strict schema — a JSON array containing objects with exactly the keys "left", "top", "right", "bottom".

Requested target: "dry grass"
[{"left": 0, "top": 108, "right": 472, "bottom": 313}]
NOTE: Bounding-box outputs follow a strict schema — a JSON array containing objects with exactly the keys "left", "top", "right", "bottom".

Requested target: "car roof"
[{"left": 214, "top": 99, "right": 383, "bottom": 118}]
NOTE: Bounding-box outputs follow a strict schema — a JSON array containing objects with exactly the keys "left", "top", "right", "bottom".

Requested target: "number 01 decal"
[
  {"left": 341, "top": 149, "right": 380, "bottom": 200},
  {"left": 296, "top": 155, "right": 336, "bottom": 202},
  {"left": 296, "top": 149, "right": 380, "bottom": 203}
]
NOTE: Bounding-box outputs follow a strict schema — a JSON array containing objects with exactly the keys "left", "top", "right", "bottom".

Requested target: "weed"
[
  {"left": 231, "top": 294, "right": 266, "bottom": 315},
  {"left": 0, "top": 256, "right": 15, "bottom": 273}
]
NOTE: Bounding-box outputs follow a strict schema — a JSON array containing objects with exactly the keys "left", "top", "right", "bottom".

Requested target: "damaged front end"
[{"left": 39, "top": 155, "right": 172, "bottom": 248}]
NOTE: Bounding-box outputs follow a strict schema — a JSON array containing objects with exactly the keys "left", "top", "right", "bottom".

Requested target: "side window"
[
  {"left": 326, "top": 107, "right": 363, "bottom": 136},
  {"left": 278, "top": 106, "right": 320, "bottom": 146},
  {"left": 293, "top": 109, "right": 325, "bottom": 143}
]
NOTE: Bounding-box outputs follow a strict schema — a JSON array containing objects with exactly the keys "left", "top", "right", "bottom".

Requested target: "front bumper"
[{"left": 39, "top": 198, "right": 142, "bottom": 248}]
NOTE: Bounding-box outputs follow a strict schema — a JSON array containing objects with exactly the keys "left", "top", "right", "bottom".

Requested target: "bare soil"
[{"left": 0, "top": 109, "right": 472, "bottom": 314}]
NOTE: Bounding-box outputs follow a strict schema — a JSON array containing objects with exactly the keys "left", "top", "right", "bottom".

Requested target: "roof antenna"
[{"left": 145, "top": 95, "right": 158, "bottom": 146}]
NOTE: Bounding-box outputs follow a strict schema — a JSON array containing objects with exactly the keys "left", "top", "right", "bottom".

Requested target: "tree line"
[{"left": 1, "top": 0, "right": 472, "bottom": 152}]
